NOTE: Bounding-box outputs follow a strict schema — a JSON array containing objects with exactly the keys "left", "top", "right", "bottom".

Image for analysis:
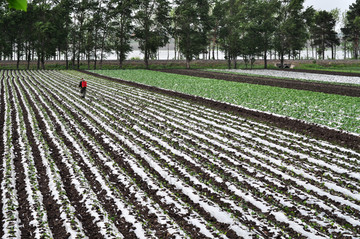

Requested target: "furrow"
[
  {"left": 25, "top": 71, "right": 186, "bottom": 238},
  {"left": 31, "top": 70, "right": 233, "bottom": 236},
  {"left": 18, "top": 74, "right": 116, "bottom": 238},
  {"left": 13, "top": 75, "right": 83, "bottom": 238}
]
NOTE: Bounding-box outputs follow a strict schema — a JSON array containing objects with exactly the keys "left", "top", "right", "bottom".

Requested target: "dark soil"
[
  {"left": 8, "top": 77, "right": 37, "bottom": 238},
  {"left": 82, "top": 70, "right": 360, "bottom": 153},
  {"left": 20, "top": 78, "right": 105, "bottom": 238},
  {"left": 27, "top": 75, "right": 208, "bottom": 238},
  {"left": 13, "top": 77, "right": 71, "bottom": 239},
  {"left": 154, "top": 69, "right": 360, "bottom": 97}
]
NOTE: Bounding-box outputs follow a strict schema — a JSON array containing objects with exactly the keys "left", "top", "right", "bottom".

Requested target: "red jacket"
[{"left": 79, "top": 80, "right": 87, "bottom": 88}]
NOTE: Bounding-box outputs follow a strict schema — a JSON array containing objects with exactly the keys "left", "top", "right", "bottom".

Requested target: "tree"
[
  {"left": 31, "top": 0, "right": 59, "bottom": 69},
  {"left": 302, "top": 6, "right": 316, "bottom": 59},
  {"left": 207, "top": 0, "right": 220, "bottom": 60},
  {"left": 243, "top": 0, "right": 279, "bottom": 69},
  {"left": 273, "top": 0, "right": 307, "bottom": 67},
  {"left": 174, "top": 0, "right": 211, "bottom": 68},
  {"left": 133, "top": 0, "right": 171, "bottom": 69},
  {"left": 50, "top": 0, "right": 73, "bottom": 69},
  {"left": 342, "top": 0, "right": 360, "bottom": 59},
  {"left": 7, "top": 9, "right": 27, "bottom": 68},
  {"left": 109, "top": 0, "right": 134, "bottom": 68},
  {"left": 93, "top": 0, "right": 114, "bottom": 69},
  {"left": 310, "top": 10, "right": 339, "bottom": 59},
  {"left": 214, "top": 0, "right": 243, "bottom": 69}
]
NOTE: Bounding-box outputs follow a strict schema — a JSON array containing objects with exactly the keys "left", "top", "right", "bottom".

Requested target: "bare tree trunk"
[
  {"left": 174, "top": 37, "right": 177, "bottom": 60},
  {"left": 41, "top": 52, "right": 45, "bottom": 70},
  {"left": 27, "top": 46, "right": 31, "bottom": 70},
  {"left": 16, "top": 43, "right": 20, "bottom": 69},
  {"left": 65, "top": 50, "right": 69, "bottom": 70},
  {"left": 87, "top": 54, "right": 90, "bottom": 70},
  {"left": 186, "top": 58, "right": 190, "bottom": 69},
  {"left": 264, "top": 50, "right": 268, "bottom": 69},
  {"left": 167, "top": 43, "right": 169, "bottom": 60}
]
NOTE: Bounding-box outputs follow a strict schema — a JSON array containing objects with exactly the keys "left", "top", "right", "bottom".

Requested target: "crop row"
[
  {"left": 0, "top": 70, "right": 359, "bottom": 238},
  {"left": 91, "top": 69, "right": 360, "bottom": 134},
  {"left": 212, "top": 69, "right": 360, "bottom": 86}
]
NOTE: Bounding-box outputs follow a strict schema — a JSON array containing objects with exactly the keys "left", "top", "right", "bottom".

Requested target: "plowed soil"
[{"left": 2, "top": 70, "right": 359, "bottom": 238}]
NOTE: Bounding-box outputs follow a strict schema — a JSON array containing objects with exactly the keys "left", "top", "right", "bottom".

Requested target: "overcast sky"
[{"left": 303, "top": 0, "right": 356, "bottom": 13}]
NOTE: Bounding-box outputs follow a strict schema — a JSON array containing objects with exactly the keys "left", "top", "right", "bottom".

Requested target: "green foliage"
[
  {"left": 342, "top": 0, "right": 360, "bottom": 59},
  {"left": 297, "top": 62, "right": 360, "bottom": 74},
  {"left": 174, "top": 0, "right": 212, "bottom": 68},
  {"left": 273, "top": 0, "right": 308, "bottom": 67},
  {"left": 109, "top": 0, "right": 135, "bottom": 68},
  {"left": 7, "top": 0, "right": 27, "bottom": 11},
  {"left": 92, "top": 69, "right": 360, "bottom": 134},
  {"left": 310, "top": 10, "right": 340, "bottom": 60},
  {"left": 133, "top": 0, "right": 171, "bottom": 69}
]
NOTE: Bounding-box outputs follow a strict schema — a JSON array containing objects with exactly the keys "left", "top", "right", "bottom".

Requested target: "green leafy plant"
[{"left": 7, "top": 0, "right": 27, "bottom": 11}]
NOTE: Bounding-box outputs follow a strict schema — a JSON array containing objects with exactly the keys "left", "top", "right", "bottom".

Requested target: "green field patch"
[{"left": 90, "top": 69, "right": 360, "bottom": 134}]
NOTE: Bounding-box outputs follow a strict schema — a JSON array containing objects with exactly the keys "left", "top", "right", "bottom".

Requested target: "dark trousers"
[{"left": 80, "top": 87, "right": 87, "bottom": 98}]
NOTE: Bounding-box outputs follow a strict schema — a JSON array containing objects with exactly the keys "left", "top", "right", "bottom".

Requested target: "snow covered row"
[
  {"left": 1, "top": 69, "right": 359, "bottom": 238},
  {"left": 217, "top": 69, "right": 360, "bottom": 85}
]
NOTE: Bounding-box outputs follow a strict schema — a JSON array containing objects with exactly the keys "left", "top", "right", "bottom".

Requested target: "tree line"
[{"left": 1, "top": 0, "right": 360, "bottom": 69}]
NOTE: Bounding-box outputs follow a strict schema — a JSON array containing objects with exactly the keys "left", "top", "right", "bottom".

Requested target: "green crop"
[{"left": 90, "top": 70, "right": 360, "bottom": 134}]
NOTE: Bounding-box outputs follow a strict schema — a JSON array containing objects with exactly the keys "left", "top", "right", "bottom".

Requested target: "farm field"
[
  {"left": 212, "top": 69, "right": 360, "bottom": 86},
  {"left": 91, "top": 69, "right": 360, "bottom": 135},
  {"left": 1, "top": 69, "right": 359, "bottom": 238}
]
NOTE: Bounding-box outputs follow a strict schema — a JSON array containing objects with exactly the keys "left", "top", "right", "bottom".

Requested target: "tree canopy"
[
  {"left": 342, "top": 0, "right": 360, "bottom": 59},
  {"left": 0, "top": 0, "right": 356, "bottom": 69}
]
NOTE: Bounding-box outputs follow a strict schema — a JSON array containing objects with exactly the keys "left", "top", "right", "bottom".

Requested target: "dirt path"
[
  {"left": 154, "top": 69, "right": 360, "bottom": 97},
  {"left": 82, "top": 70, "right": 360, "bottom": 152}
]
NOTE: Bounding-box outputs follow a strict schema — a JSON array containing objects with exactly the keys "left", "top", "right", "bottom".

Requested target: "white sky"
[
  {"left": 303, "top": 0, "right": 356, "bottom": 13},
  {"left": 303, "top": 0, "right": 357, "bottom": 29}
]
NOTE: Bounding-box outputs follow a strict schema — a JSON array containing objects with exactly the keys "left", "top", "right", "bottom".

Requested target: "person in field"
[{"left": 79, "top": 78, "right": 87, "bottom": 98}]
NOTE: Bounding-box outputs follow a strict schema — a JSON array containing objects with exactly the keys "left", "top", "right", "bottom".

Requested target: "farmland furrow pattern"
[
  {"left": 12, "top": 74, "right": 76, "bottom": 238},
  {"left": 8, "top": 76, "right": 37, "bottom": 237},
  {"left": 20, "top": 75, "right": 129, "bottom": 238},
  {"left": 80, "top": 72, "right": 360, "bottom": 236},
  {"left": 62, "top": 69, "right": 360, "bottom": 237},
  {"left": 24, "top": 71, "right": 175, "bottom": 238},
  {"left": 1, "top": 69, "right": 359, "bottom": 239},
  {"left": 30, "top": 71, "right": 235, "bottom": 238}
]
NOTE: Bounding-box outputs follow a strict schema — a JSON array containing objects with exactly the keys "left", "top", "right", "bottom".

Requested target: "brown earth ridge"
[{"left": 81, "top": 70, "right": 360, "bottom": 153}]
